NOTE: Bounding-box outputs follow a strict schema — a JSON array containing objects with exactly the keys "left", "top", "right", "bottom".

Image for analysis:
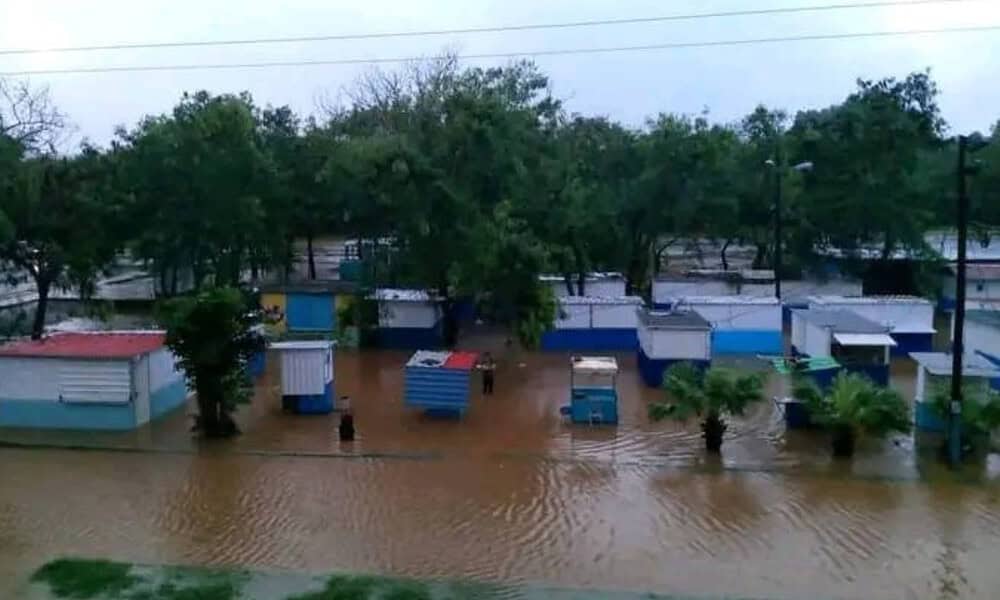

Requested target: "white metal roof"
[
  {"left": 808, "top": 295, "right": 931, "bottom": 306},
  {"left": 673, "top": 295, "right": 779, "bottom": 306},
  {"left": 270, "top": 341, "right": 334, "bottom": 351},
  {"left": 373, "top": 288, "right": 434, "bottom": 302},
  {"left": 405, "top": 350, "right": 451, "bottom": 368},
  {"left": 909, "top": 352, "right": 1000, "bottom": 378},
  {"left": 833, "top": 333, "right": 898, "bottom": 347},
  {"left": 559, "top": 295, "right": 643, "bottom": 306},
  {"left": 571, "top": 356, "right": 619, "bottom": 375},
  {"left": 889, "top": 324, "right": 937, "bottom": 334}
]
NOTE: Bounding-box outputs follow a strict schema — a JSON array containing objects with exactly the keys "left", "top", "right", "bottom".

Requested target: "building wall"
[
  {"left": 964, "top": 318, "right": 1000, "bottom": 362},
  {"left": 941, "top": 275, "right": 1000, "bottom": 304},
  {"left": 279, "top": 348, "right": 332, "bottom": 396},
  {"left": 591, "top": 304, "right": 640, "bottom": 329},
  {"left": 791, "top": 312, "right": 807, "bottom": 351},
  {"left": 378, "top": 300, "right": 439, "bottom": 329},
  {"left": 260, "top": 292, "right": 287, "bottom": 335},
  {"left": 404, "top": 367, "right": 472, "bottom": 413},
  {"left": 554, "top": 302, "right": 592, "bottom": 329},
  {"left": 687, "top": 302, "right": 781, "bottom": 331},
  {"left": 809, "top": 299, "right": 934, "bottom": 333},
  {"left": 287, "top": 293, "right": 336, "bottom": 332},
  {"left": 802, "top": 322, "right": 832, "bottom": 358},
  {"left": 639, "top": 328, "right": 711, "bottom": 360},
  {"left": 147, "top": 348, "right": 188, "bottom": 419}
]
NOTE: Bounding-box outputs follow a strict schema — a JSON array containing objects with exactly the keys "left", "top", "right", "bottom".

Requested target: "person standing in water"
[{"left": 478, "top": 352, "right": 496, "bottom": 395}]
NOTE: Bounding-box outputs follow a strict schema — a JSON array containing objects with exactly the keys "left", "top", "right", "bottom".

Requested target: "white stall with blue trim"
[
  {"left": 374, "top": 288, "right": 442, "bottom": 349},
  {"left": 670, "top": 296, "right": 782, "bottom": 355},
  {"left": 541, "top": 296, "right": 643, "bottom": 351},
  {"left": 791, "top": 309, "right": 895, "bottom": 386},
  {"left": 636, "top": 309, "right": 711, "bottom": 387},
  {"left": 271, "top": 340, "right": 335, "bottom": 414},
  {"left": 808, "top": 295, "right": 935, "bottom": 355},
  {"left": 910, "top": 352, "right": 1000, "bottom": 432}
]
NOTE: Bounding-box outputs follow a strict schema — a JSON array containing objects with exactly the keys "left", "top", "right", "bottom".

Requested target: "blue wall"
[
  {"left": 287, "top": 293, "right": 335, "bottom": 332},
  {"left": 711, "top": 330, "right": 783, "bottom": 355},
  {"left": 541, "top": 329, "right": 637, "bottom": 352},
  {"left": 378, "top": 326, "right": 443, "bottom": 350},
  {"left": 283, "top": 380, "right": 334, "bottom": 415},
  {"left": 405, "top": 367, "right": 471, "bottom": 415},
  {"left": 914, "top": 401, "right": 947, "bottom": 433},
  {"left": 150, "top": 380, "right": 189, "bottom": 420},
  {"left": 637, "top": 347, "right": 709, "bottom": 388},
  {"left": 0, "top": 399, "right": 136, "bottom": 430},
  {"left": 569, "top": 387, "right": 618, "bottom": 425},
  {"left": 890, "top": 332, "right": 934, "bottom": 356}
]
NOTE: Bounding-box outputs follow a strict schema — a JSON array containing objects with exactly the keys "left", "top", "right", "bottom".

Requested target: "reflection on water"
[{"left": 2, "top": 349, "right": 1000, "bottom": 599}]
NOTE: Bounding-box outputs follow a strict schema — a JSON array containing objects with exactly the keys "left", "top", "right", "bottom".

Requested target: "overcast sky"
[{"left": 2, "top": 0, "right": 998, "bottom": 146}]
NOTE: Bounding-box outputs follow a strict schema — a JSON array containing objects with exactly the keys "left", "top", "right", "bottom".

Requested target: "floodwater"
[{"left": 3, "top": 343, "right": 1000, "bottom": 599}]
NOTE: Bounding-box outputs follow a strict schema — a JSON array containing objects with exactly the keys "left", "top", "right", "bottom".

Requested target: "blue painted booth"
[
  {"left": 564, "top": 356, "right": 619, "bottom": 425},
  {"left": 910, "top": 352, "right": 1000, "bottom": 432},
  {"left": 404, "top": 350, "right": 478, "bottom": 417},
  {"left": 272, "top": 341, "right": 335, "bottom": 414},
  {"left": 636, "top": 308, "right": 712, "bottom": 387},
  {"left": 791, "top": 309, "right": 895, "bottom": 387},
  {"left": 541, "top": 296, "right": 642, "bottom": 352}
]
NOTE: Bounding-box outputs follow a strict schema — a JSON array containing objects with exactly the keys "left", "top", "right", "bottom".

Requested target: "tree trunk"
[
  {"left": 701, "top": 414, "right": 727, "bottom": 454},
  {"left": 194, "top": 383, "right": 240, "bottom": 438},
  {"left": 831, "top": 425, "right": 856, "bottom": 458},
  {"left": 30, "top": 276, "right": 51, "bottom": 340},
  {"left": 562, "top": 275, "right": 574, "bottom": 297},
  {"left": 438, "top": 280, "right": 457, "bottom": 348},
  {"left": 720, "top": 239, "right": 732, "bottom": 271},
  {"left": 169, "top": 265, "right": 178, "bottom": 296},
  {"left": 306, "top": 233, "right": 317, "bottom": 280},
  {"left": 753, "top": 243, "right": 769, "bottom": 270},
  {"left": 571, "top": 241, "right": 587, "bottom": 296}
]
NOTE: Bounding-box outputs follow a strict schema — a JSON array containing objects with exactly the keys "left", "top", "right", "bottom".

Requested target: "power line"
[
  {"left": 0, "top": 0, "right": 979, "bottom": 56},
  {"left": 2, "top": 25, "right": 997, "bottom": 77}
]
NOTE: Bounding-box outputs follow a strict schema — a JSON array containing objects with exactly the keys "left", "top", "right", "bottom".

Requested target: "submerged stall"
[
  {"left": 565, "top": 356, "right": 619, "bottom": 425},
  {"left": 807, "top": 295, "right": 935, "bottom": 355},
  {"left": 0, "top": 331, "right": 187, "bottom": 430},
  {"left": 374, "top": 289, "right": 443, "bottom": 349},
  {"left": 541, "top": 296, "right": 643, "bottom": 351},
  {"left": 671, "top": 296, "right": 782, "bottom": 355},
  {"left": 404, "top": 350, "right": 478, "bottom": 417},
  {"left": 271, "top": 341, "right": 335, "bottom": 414},
  {"left": 636, "top": 308, "right": 712, "bottom": 387},
  {"left": 791, "top": 309, "right": 896, "bottom": 386},
  {"left": 910, "top": 352, "right": 1000, "bottom": 432}
]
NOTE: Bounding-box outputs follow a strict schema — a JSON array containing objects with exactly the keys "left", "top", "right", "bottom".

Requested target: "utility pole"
[
  {"left": 949, "top": 135, "right": 970, "bottom": 466},
  {"left": 774, "top": 166, "right": 783, "bottom": 300}
]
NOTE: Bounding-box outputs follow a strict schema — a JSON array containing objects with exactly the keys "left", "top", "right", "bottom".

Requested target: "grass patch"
[{"left": 31, "top": 558, "right": 140, "bottom": 599}]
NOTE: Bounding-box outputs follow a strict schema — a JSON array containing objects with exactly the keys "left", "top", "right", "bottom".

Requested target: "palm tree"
[
  {"left": 795, "top": 372, "right": 910, "bottom": 458},
  {"left": 930, "top": 381, "right": 1000, "bottom": 458},
  {"left": 649, "top": 362, "right": 765, "bottom": 453}
]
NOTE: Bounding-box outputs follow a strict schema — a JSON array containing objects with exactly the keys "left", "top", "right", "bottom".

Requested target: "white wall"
[
  {"left": 134, "top": 355, "right": 151, "bottom": 425},
  {"left": 279, "top": 348, "right": 332, "bottom": 396},
  {"left": 591, "top": 303, "right": 639, "bottom": 329},
  {"left": 554, "top": 303, "right": 591, "bottom": 329},
  {"left": 653, "top": 280, "right": 733, "bottom": 304},
  {"left": 964, "top": 318, "right": 1000, "bottom": 359},
  {"left": 942, "top": 275, "right": 1000, "bottom": 303},
  {"left": 148, "top": 347, "right": 184, "bottom": 393},
  {"left": 803, "top": 321, "right": 832, "bottom": 358},
  {"left": 791, "top": 312, "right": 807, "bottom": 351},
  {"left": 379, "top": 301, "right": 439, "bottom": 328},
  {"left": 651, "top": 329, "right": 711, "bottom": 360},
  {"left": 688, "top": 302, "right": 781, "bottom": 331},
  {"left": 0, "top": 357, "right": 131, "bottom": 404},
  {"left": 810, "top": 299, "right": 934, "bottom": 333}
]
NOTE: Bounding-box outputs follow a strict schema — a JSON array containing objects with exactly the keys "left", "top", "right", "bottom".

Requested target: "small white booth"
[
  {"left": 807, "top": 295, "right": 935, "bottom": 355},
  {"left": 271, "top": 340, "right": 335, "bottom": 414},
  {"left": 910, "top": 352, "right": 1000, "bottom": 432},
  {"left": 791, "top": 309, "right": 896, "bottom": 386},
  {"left": 636, "top": 308, "right": 711, "bottom": 387}
]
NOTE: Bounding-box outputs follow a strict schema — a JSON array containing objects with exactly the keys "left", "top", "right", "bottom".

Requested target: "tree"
[
  {"left": 0, "top": 147, "right": 120, "bottom": 338},
  {"left": 159, "top": 287, "right": 265, "bottom": 438},
  {"left": 930, "top": 380, "right": 1000, "bottom": 458},
  {"left": 795, "top": 372, "right": 910, "bottom": 458},
  {"left": 0, "top": 79, "right": 68, "bottom": 154},
  {"left": 649, "top": 363, "right": 765, "bottom": 453}
]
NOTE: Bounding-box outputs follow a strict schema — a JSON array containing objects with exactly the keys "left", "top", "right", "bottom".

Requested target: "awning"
[{"left": 833, "top": 333, "right": 898, "bottom": 347}]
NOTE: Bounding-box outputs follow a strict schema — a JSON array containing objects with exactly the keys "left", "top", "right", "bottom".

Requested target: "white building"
[
  {"left": 670, "top": 296, "right": 782, "bottom": 355},
  {"left": 807, "top": 295, "right": 935, "bottom": 355}
]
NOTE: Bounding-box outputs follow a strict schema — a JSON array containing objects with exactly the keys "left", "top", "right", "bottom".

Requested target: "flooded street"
[{"left": 3, "top": 349, "right": 1000, "bottom": 599}]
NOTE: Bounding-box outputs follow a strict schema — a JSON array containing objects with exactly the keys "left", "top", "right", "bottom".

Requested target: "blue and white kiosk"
[
  {"left": 564, "top": 356, "right": 619, "bottom": 425},
  {"left": 910, "top": 352, "right": 1000, "bottom": 432},
  {"left": 271, "top": 340, "right": 335, "bottom": 414}
]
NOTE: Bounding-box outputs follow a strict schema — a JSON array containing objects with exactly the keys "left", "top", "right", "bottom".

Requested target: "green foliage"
[
  {"left": 32, "top": 558, "right": 139, "bottom": 599},
  {"left": 650, "top": 363, "right": 765, "bottom": 422},
  {"left": 794, "top": 372, "right": 910, "bottom": 439},
  {"left": 929, "top": 380, "right": 1000, "bottom": 438},
  {"left": 158, "top": 286, "right": 265, "bottom": 437},
  {"left": 288, "top": 574, "right": 381, "bottom": 600}
]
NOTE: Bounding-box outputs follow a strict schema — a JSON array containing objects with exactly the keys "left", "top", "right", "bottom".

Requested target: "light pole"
[{"left": 765, "top": 159, "right": 813, "bottom": 299}]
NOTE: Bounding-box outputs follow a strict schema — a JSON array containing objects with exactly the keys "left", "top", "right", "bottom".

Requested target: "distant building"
[
  {"left": 940, "top": 265, "right": 1000, "bottom": 312},
  {"left": 539, "top": 272, "right": 626, "bottom": 298}
]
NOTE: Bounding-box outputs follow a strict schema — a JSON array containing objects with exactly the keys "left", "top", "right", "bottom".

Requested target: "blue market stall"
[
  {"left": 636, "top": 308, "right": 711, "bottom": 387},
  {"left": 564, "top": 356, "right": 619, "bottom": 425},
  {"left": 910, "top": 352, "right": 1000, "bottom": 432},
  {"left": 271, "top": 341, "right": 336, "bottom": 414},
  {"left": 404, "top": 350, "right": 478, "bottom": 417}
]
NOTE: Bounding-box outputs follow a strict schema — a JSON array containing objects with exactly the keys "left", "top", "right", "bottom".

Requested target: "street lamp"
[{"left": 765, "top": 159, "right": 813, "bottom": 299}]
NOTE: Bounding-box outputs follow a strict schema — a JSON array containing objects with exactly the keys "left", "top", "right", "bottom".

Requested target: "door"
[{"left": 287, "top": 293, "right": 335, "bottom": 332}]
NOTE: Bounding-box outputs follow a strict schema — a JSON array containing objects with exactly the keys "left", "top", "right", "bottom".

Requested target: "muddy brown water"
[{"left": 2, "top": 347, "right": 1000, "bottom": 599}]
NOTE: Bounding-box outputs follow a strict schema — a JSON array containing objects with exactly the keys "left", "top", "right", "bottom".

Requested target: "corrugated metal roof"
[
  {"left": 909, "top": 352, "right": 1000, "bottom": 377},
  {"left": 794, "top": 309, "right": 888, "bottom": 333},
  {"left": 0, "top": 331, "right": 166, "bottom": 359},
  {"left": 833, "top": 333, "right": 898, "bottom": 347},
  {"left": 674, "top": 295, "right": 779, "bottom": 306},
  {"left": 270, "top": 341, "right": 334, "bottom": 351},
  {"left": 638, "top": 309, "right": 711, "bottom": 330},
  {"left": 374, "top": 288, "right": 435, "bottom": 302},
  {"left": 405, "top": 350, "right": 478, "bottom": 370},
  {"left": 809, "top": 295, "right": 932, "bottom": 306},
  {"left": 560, "top": 295, "right": 643, "bottom": 306}
]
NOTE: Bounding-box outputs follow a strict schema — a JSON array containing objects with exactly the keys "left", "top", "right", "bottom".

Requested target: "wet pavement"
[{"left": 2, "top": 347, "right": 1000, "bottom": 599}]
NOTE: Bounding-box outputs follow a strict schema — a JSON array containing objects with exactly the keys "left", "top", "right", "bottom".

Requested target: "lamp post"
[{"left": 764, "top": 159, "right": 813, "bottom": 299}]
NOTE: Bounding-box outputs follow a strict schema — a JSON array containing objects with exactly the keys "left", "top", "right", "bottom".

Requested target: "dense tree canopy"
[{"left": 1, "top": 62, "right": 997, "bottom": 345}]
